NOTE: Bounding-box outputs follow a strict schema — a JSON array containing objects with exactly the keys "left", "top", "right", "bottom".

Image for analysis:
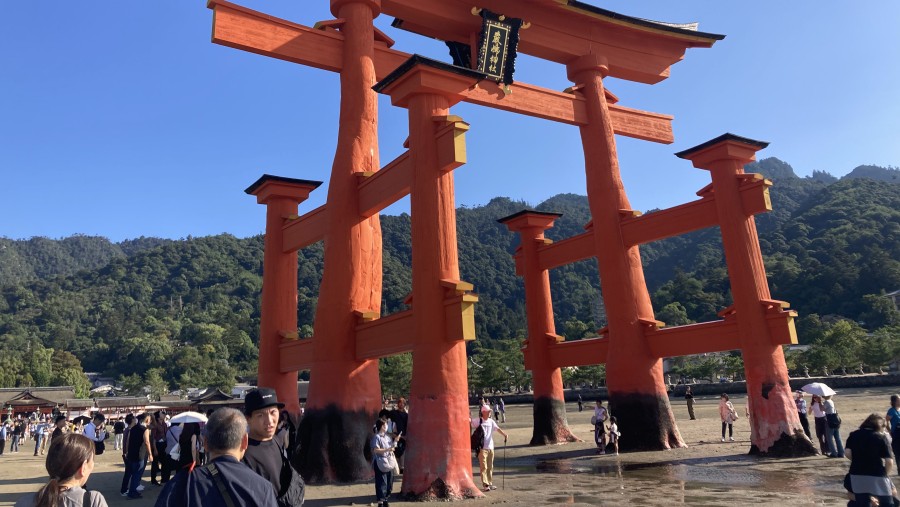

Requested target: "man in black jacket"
[
  {"left": 242, "top": 388, "right": 305, "bottom": 507},
  {"left": 155, "top": 408, "right": 277, "bottom": 507}
]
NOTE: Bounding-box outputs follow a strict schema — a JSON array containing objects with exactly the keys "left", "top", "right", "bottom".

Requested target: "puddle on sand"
[{"left": 534, "top": 458, "right": 838, "bottom": 496}]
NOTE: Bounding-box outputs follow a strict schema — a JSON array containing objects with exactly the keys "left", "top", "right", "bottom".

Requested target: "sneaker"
[
  {"left": 489, "top": 485, "right": 497, "bottom": 491},
  {"left": 729, "top": 437, "right": 735, "bottom": 442},
  {"left": 483, "top": 487, "right": 491, "bottom": 492},
  {"left": 120, "top": 492, "right": 128, "bottom": 497},
  {"left": 136, "top": 485, "right": 145, "bottom": 492},
  {"left": 720, "top": 437, "right": 725, "bottom": 442}
]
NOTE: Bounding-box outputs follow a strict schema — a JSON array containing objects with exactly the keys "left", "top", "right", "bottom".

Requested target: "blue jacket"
[{"left": 154, "top": 455, "right": 278, "bottom": 507}]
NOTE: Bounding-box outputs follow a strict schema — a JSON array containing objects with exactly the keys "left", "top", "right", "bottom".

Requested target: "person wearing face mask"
[{"left": 14, "top": 433, "right": 109, "bottom": 507}]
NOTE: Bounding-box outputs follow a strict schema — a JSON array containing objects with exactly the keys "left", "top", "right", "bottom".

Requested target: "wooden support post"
[
  {"left": 297, "top": 0, "right": 385, "bottom": 484},
  {"left": 376, "top": 56, "right": 482, "bottom": 499},
  {"left": 245, "top": 175, "right": 322, "bottom": 414},
  {"left": 499, "top": 210, "right": 578, "bottom": 445},
  {"left": 567, "top": 54, "right": 684, "bottom": 451},
  {"left": 676, "top": 134, "right": 816, "bottom": 456}
]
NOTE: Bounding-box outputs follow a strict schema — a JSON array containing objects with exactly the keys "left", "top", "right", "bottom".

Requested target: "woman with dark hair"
[
  {"left": 809, "top": 394, "right": 828, "bottom": 454},
  {"left": 176, "top": 422, "right": 201, "bottom": 470},
  {"left": 844, "top": 413, "right": 895, "bottom": 506},
  {"left": 14, "top": 433, "right": 108, "bottom": 507},
  {"left": 718, "top": 393, "right": 738, "bottom": 442},
  {"left": 886, "top": 394, "right": 900, "bottom": 475},
  {"left": 371, "top": 418, "right": 400, "bottom": 507}
]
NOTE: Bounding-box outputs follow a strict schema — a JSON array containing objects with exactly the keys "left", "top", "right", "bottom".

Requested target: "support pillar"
[
  {"left": 298, "top": 0, "right": 384, "bottom": 483},
  {"left": 375, "top": 56, "right": 485, "bottom": 499},
  {"left": 567, "top": 54, "right": 684, "bottom": 451},
  {"left": 676, "top": 134, "right": 816, "bottom": 456},
  {"left": 499, "top": 211, "right": 578, "bottom": 445},
  {"left": 245, "top": 175, "right": 321, "bottom": 414}
]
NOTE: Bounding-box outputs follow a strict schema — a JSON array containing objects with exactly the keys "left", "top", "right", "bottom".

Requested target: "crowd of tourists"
[
  {"left": 714, "top": 389, "right": 900, "bottom": 506},
  {"left": 9, "top": 388, "right": 900, "bottom": 506},
  {"left": 0, "top": 414, "right": 106, "bottom": 456},
  {"left": 9, "top": 387, "right": 305, "bottom": 507}
]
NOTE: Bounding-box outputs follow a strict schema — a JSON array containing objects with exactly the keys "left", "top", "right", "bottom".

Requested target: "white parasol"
[
  {"left": 169, "top": 411, "right": 208, "bottom": 424},
  {"left": 801, "top": 382, "right": 836, "bottom": 397}
]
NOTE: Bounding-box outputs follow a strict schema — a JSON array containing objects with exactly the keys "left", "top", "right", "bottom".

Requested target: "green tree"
[
  {"left": 562, "top": 318, "right": 591, "bottom": 341},
  {"left": 783, "top": 346, "right": 803, "bottom": 374},
  {"left": 721, "top": 353, "right": 744, "bottom": 381},
  {"left": 804, "top": 320, "right": 866, "bottom": 373},
  {"left": 144, "top": 368, "right": 170, "bottom": 401},
  {"left": 24, "top": 342, "right": 53, "bottom": 387},
  {"left": 54, "top": 368, "right": 92, "bottom": 398},
  {"left": 656, "top": 302, "right": 692, "bottom": 327},
  {"left": 119, "top": 373, "right": 145, "bottom": 397},
  {"left": 860, "top": 294, "right": 900, "bottom": 330},
  {"left": 860, "top": 325, "right": 900, "bottom": 370},
  {"left": 379, "top": 353, "right": 412, "bottom": 399},
  {"left": 0, "top": 356, "right": 23, "bottom": 388},
  {"left": 569, "top": 364, "right": 605, "bottom": 388}
]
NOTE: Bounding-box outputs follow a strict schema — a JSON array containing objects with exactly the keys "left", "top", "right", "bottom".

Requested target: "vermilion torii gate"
[
  {"left": 213, "top": 0, "right": 814, "bottom": 499},
  {"left": 500, "top": 133, "right": 816, "bottom": 455}
]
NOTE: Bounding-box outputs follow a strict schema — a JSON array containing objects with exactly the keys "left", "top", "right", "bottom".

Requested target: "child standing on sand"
[{"left": 608, "top": 416, "right": 621, "bottom": 455}]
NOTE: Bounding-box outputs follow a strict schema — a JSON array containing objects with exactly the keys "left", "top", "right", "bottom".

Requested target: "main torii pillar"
[
  {"left": 499, "top": 211, "right": 578, "bottom": 445},
  {"left": 567, "top": 54, "right": 684, "bottom": 450},
  {"left": 677, "top": 134, "right": 816, "bottom": 455},
  {"left": 298, "top": 0, "right": 385, "bottom": 483},
  {"left": 374, "top": 55, "right": 483, "bottom": 499}
]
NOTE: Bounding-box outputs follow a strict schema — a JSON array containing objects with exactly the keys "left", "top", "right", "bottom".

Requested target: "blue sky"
[{"left": 2, "top": 1, "right": 898, "bottom": 242}]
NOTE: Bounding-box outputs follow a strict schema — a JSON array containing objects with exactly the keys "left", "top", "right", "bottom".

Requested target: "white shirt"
[
  {"left": 811, "top": 401, "right": 826, "bottom": 418},
  {"left": 823, "top": 399, "right": 837, "bottom": 415},
  {"left": 594, "top": 406, "right": 608, "bottom": 424},
  {"left": 470, "top": 417, "right": 501, "bottom": 451},
  {"left": 83, "top": 422, "right": 107, "bottom": 442}
]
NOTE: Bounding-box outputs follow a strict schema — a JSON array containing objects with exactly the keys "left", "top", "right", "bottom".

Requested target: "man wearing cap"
[
  {"left": 50, "top": 415, "right": 68, "bottom": 441},
  {"left": 154, "top": 407, "right": 278, "bottom": 507},
  {"left": 470, "top": 406, "right": 508, "bottom": 492},
  {"left": 243, "top": 388, "right": 305, "bottom": 507}
]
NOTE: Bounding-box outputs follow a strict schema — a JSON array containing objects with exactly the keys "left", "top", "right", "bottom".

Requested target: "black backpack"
[{"left": 470, "top": 418, "right": 485, "bottom": 455}]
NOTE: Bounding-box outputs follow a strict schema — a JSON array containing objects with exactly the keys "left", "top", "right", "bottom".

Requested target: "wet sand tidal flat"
[{"left": 3, "top": 385, "right": 898, "bottom": 506}]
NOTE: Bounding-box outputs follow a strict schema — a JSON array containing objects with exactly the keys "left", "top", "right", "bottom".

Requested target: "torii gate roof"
[{"left": 385, "top": 0, "right": 725, "bottom": 84}]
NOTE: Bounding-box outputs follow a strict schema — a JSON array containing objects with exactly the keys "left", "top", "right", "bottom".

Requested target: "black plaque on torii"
[{"left": 445, "top": 9, "right": 522, "bottom": 86}]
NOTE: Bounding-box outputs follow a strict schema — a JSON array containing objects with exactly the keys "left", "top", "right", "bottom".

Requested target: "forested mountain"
[
  {"left": 0, "top": 235, "right": 173, "bottom": 286},
  {"left": 1, "top": 158, "right": 898, "bottom": 393}
]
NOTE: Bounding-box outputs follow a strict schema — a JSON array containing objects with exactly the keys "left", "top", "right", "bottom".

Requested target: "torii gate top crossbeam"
[
  {"left": 384, "top": 0, "right": 724, "bottom": 84},
  {"left": 208, "top": 0, "right": 677, "bottom": 143}
]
